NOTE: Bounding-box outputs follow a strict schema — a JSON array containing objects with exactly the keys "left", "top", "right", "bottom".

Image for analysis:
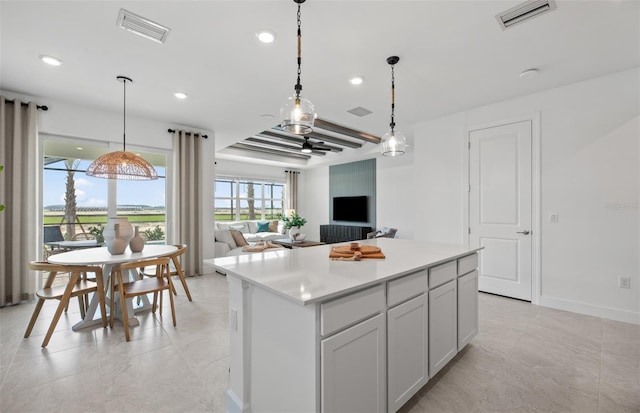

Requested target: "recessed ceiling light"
[
  {"left": 520, "top": 68, "right": 539, "bottom": 79},
  {"left": 260, "top": 114, "right": 275, "bottom": 120},
  {"left": 256, "top": 29, "right": 276, "bottom": 43},
  {"left": 174, "top": 92, "right": 188, "bottom": 99},
  {"left": 76, "top": 147, "right": 84, "bottom": 150},
  {"left": 349, "top": 76, "right": 364, "bottom": 85},
  {"left": 39, "top": 55, "right": 62, "bottom": 66}
]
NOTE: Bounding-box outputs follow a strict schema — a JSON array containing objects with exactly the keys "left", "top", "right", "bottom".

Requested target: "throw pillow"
[
  {"left": 230, "top": 229, "right": 249, "bottom": 247},
  {"left": 268, "top": 220, "right": 278, "bottom": 232},
  {"left": 257, "top": 221, "right": 270, "bottom": 233},
  {"left": 230, "top": 224, "right": 247, "bottom": 233},
  {"left": 215, "top": 229, "right": 237, "bottom": 250}
]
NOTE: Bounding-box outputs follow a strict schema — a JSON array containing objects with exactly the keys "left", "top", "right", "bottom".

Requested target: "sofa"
[{"left": 215, "top": 220, "right": 285, "bottom": 257}]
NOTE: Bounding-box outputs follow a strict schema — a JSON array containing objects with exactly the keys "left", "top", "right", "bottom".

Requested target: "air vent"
[
  {"left": 496, "top": 0, "right": 556, "bottom": 30},
  {"left": 347, "top": 107, "right": 373, "bottom": 117},
  {"left": 117, "top": 9, "right": 171, "bottom": 44}
]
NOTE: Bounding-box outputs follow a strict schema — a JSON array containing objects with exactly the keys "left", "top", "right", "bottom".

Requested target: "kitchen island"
[{"left": 213, "top": 238, "right": 481, "bottom": 413}]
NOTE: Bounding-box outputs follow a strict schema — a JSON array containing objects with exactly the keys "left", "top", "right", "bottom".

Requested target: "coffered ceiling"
[{"left": 1, "top": 1, "right": 638, "bottom": 167}]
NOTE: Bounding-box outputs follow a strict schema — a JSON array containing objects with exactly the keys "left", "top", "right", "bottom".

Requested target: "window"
[
  {"left": 215, "top": 178, "right": 284, "bottom": 221},
  {"left": 43, "top": 138, "right": 169, "bottom": 242}
]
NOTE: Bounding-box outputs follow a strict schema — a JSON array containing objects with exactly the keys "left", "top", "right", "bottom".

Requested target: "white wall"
[
  {"left": 1, "top": 90, "right": 217, "bottom": 266},
  {"left": 305, "top": 68, "right": 640, "bottom": 324}
]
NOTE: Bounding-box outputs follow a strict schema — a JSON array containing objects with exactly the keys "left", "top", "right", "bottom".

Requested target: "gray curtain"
[
  {"left": 285, "top": 170, "right": 299, "bottom": 212},
  {"left": 0, "top": 97, "right": 38, "bottom": 306},
  {"left": 173, "top": 130, "right": 203, "bottom": 276}
]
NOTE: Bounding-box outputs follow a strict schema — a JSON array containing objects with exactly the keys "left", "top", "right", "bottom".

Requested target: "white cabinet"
[
  {"left": 458, "top": 270, "right": 478, "bottom": 350},
  {"left": 429, "top": 279, "right": 457, "bottom": 377},
  {"left": 321, "top": 313, "right": 386, "bottom": 413},
  {"left": 387, "top": 293, "right": 428, "bottom": 413}
]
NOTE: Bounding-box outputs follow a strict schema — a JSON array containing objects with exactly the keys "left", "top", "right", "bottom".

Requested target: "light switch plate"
[{"left": 549, "top": 212, "right": 559, "bottom": 223}]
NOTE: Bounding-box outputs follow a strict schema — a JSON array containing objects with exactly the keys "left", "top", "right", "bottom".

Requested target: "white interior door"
[{"left": 469, "top": 120, "right": 532, "bottom": 301}]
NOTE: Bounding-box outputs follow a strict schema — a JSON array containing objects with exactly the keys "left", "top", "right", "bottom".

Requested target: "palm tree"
[{"left": 63, "top": 159, "right": 80, "bottom": 239}]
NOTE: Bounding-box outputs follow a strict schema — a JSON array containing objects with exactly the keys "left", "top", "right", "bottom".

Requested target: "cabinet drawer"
[
  {"left": 457, "top": 253, "right": 478, "bottom": 276},
  {"left": 321, "top": 284, "right": 385, "bottom": 337},
  {"left": 387, "top": 269, "right": 428, "bottom": 307},
  {"left": 428, "top": 260, "right": 456, "bottom": 289}
]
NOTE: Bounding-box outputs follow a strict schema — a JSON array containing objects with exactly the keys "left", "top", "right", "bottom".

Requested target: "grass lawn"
[{"left": 43, "top": 214, "right": 166, "bottom": 225}]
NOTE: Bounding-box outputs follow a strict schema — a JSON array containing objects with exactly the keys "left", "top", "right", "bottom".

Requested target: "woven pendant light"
[{"left": 86, "top": 76, "right": 158, "bottom": 180}]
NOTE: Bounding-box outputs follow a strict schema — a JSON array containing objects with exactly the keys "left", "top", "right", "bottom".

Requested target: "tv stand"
[{"left": 320, "top": 224, "right": 372, "bottom": 244}]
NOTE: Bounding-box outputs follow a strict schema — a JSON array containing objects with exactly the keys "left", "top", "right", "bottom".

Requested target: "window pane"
[{"left": 116, "top": 152, "right": 167, "bottom": 243}]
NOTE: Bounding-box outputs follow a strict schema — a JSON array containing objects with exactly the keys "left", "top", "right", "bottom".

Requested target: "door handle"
[{"left": 517, "top": 230, "right": 530, "bottom": 235}]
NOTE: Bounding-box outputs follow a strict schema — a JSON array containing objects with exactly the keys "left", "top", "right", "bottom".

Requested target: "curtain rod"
[
  {"left": 3, "top": 98, "right": 49, "bottom": 111},
  {"left": 167, "top": 128, "right": 208, "bottom": 139},
  {"left": 284, "top": 170, "right": 300, "bottom": 174}
]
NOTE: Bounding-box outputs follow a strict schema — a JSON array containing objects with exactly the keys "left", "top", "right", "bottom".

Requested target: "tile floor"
[{"left": 0, "top": 272, "right": 638, "bottom": 413}]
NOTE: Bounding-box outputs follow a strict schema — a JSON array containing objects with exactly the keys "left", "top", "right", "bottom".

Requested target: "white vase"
[
  {"left": 107, "top": 223, "right": 127, "bottom": 255},
  {"left": 288, "top": 227, "right": 302, "bottom": 241},
  {"left": 103, "top": 217, "right": 134, "bottom": 246}
]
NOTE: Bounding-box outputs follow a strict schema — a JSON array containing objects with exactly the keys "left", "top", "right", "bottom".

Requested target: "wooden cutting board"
[{"left": 329, "top": 245, "right": 385, "bottom": 259}]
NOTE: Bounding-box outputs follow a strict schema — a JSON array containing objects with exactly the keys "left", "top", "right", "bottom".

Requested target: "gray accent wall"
[{"left": 329, "top": 158, "right": 376, "bottom": 228}]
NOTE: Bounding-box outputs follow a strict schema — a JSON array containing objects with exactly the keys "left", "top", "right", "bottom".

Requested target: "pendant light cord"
[
  {"left": 122, "top": 78, "right": 127, "bottom": 152},
  {"left": 390, "top": 63, "right": 396, "bottom": 133},
  {"left": 295, "top": 2, "right": 303, "bottom": 99}
]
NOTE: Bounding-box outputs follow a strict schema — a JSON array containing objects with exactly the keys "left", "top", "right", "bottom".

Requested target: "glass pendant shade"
[
  {"left": 86, "top": 151, "right": 159, "bottom": 180},
  {"left": 381, "top": 129, "right": 407, "bottom": 157},
  {"left": 280, "top": 96, "right": 316, "bottom": 134}
]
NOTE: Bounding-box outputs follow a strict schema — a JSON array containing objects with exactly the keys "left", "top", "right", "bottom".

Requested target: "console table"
[{"left": 320, "top": 224, "right": 372, "bottom": 243}]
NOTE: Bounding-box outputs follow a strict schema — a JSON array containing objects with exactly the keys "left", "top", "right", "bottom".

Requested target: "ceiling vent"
[
  {"left": 117, "top": 9, "right": 171, "bottom": 44},
  {"left": 496, "top": 0, "right": 557, "bottom": 30},
  {"left": 347, "top": 107, "right": 373, "bottom": 117}
]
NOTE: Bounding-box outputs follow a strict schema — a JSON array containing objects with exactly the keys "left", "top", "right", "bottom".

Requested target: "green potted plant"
[
  {"left": 282, "top": 211, "right": 307, "bottom": 241},
  {"left": 88, "top": 224, "right": 104, "bottom": 244}
]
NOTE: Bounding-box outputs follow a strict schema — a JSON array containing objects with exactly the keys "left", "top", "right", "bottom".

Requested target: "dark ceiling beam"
[
  {"left": 245, "top": 137, "right": 327, "bottom": 156},
  {"left": 270, "top": 127, "right": 362, "bottom": 149},
  {"left": 229, "top": 143, "right": 312, "bottom": 160},
  {"left": 314, "top": 118, "right": 381, "bottom": 144}
]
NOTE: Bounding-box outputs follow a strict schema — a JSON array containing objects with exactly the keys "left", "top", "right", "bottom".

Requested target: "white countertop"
[{"left": 213, "top": 238, "right": 481, "bottom": 305}]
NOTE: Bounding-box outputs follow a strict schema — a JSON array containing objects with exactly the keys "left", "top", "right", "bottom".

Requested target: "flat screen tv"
[{"left": 333, "top": 196, "right": 368, "bottom": 223}]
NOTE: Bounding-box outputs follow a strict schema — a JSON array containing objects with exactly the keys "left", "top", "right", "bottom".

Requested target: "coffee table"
[{"left": 272, "top": 238, "right": 325, "bottom": 249}]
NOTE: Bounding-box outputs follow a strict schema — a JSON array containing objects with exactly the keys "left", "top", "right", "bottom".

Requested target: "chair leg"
[
  {"left": 95, "top": 270, "right": 108, "bottom": 329},
  {"left": 109, "top": 274, "right": 116, "bottom": 328},
  {"left": 24, "top": 299, "right": 45, "bottom": 338},
  {"left": 41, "top": 271, "right": 80, "bottom": 347},
  {"left": 168, "top": 276, "right": 176, "bottom": 327},
  {"left": 116, "top": 271, "right": 131, "bottom": 342},
  {"left": 173, "top": 257, "right": 192, "bottom": 302}
]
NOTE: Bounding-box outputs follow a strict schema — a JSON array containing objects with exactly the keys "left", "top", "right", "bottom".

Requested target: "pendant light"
[
  {"left": 280, "top": 0, "right": 316, "bottom": 135},
  {"left": 381, "top": 56, "right": 406, "bottom": 157},
  {"left": 86, "top": 76, "right": 158, "bottom": 180}
]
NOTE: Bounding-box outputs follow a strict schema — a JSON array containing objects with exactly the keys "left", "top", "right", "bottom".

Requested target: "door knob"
[{"left": 517, "top": 230, "right": 530, "bottom": 235}]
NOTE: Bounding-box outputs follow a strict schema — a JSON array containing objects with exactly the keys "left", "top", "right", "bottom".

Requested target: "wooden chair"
[
  {"left": 72, "top": 232, "right": 95, "bottom": 240},
  {"left": 110, "top": 257, "right": 176, "bottom": 342},
  {"left": 141, "top": 244, "right": 192, "bottom": 301},
  {"left": 25, "top": 261, "right": 107, "bottom": 347}
]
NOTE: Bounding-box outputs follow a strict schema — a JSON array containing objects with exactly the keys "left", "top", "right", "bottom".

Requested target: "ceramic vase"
[
  {"left": 107, "top": 223, "right": 126, "bottom": 255},
  {"left": 288, "top": 227, "right": 302, "bottom": 241},
  {"left": 103, "top": 217, "right": 133, "bottom": 246},
  {"left": 129, "top": 226, "right": 145, "bottom": 252}
]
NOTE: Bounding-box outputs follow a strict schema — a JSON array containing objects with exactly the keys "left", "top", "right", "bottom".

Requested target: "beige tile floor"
[{"left": 1, "top": 272, "right": 638, "bottom": 413}]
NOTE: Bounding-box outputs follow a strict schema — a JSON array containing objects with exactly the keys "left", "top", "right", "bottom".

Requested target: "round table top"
[{"left": 48, "top": 244, "right": 178, "bottom": 266}]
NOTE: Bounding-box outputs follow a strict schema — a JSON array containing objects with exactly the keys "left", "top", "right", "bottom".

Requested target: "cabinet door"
[
  {"left": 321, "top": 313, "right": 386, "bottom": 413},
  {"left": 429, "top": 279, "right": 457, "bottom": 377},
  {"left": 388, "top": 294, "right": 428, "bottom": 413},
  {"left": 458, "top": 270, "right": 478, "bottom": 350}
]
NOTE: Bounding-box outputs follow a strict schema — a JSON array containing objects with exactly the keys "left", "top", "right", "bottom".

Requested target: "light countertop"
[{"left": 213, "top": 238, "right": 481, "bottom": 305}]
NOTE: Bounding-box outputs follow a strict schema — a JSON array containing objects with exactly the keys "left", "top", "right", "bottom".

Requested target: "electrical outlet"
[
  {"left": 619, "top": 277, "right": 631, "bottom": 289},
  {"left": 549, "top": 212, "right": 559, "bottom": 223}
]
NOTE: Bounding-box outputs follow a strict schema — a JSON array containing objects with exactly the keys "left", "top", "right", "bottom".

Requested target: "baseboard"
[
  {"left": 226, "top": 390, "right": 249, "bottom": 413},
  {"left": 539, "top": 295, "right": 640, "bottom": 325}
]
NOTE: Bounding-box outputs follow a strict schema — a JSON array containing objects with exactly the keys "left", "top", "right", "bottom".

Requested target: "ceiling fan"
[{"left": 301, "top": 137, "right": 331, "bottom": 153}]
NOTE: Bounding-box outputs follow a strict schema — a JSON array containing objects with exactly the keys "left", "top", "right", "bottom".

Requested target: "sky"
[{"left": 43, "top": 159, "right": 166, "bottom": 208}]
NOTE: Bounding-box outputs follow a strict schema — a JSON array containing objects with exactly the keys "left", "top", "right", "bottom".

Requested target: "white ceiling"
[{"left": 1, "top": 0, "right": 638, "bottom": 167}]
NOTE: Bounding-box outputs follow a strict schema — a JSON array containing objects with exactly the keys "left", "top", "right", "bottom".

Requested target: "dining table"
[
  {"left": 48, "top": 244, "right": 178, "bottom": 331},
  {"left": 47, "top": 239, "right": 104, "bottom": 250}
]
